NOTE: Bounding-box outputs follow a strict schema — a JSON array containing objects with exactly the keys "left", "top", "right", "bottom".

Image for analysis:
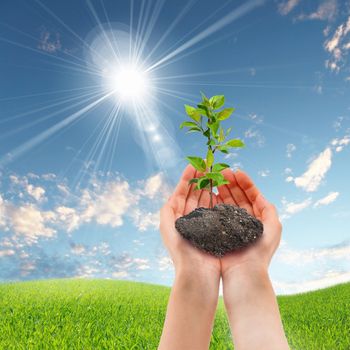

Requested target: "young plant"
[{"left": 180, "top": 92, "right": 245, "bottom": 209}]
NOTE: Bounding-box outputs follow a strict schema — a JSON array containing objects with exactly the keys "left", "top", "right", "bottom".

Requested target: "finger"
[
  {"left": 221, "top": 169, "right": 254, "bottom": 215},
  {"left": 234, "top": 169, "right": 261, "bottom": 217},
  {"left": 212, "top": 193, "right": 218, "bottom": 206},
  {"left": 198, "top": 189, "right": 210, "bottom": 208},
  {"left": 255, "top": 194, "right": 280, "bottom": 225},
  {"left": 159, "top": 203, "right": 175, "bottom": 240},
  {"left": 216, "top": 194, "right": 224, "bottom": 204},
  {"left": 184, "top": 170, "right": 203, "bottom": 214},
  {"left": 234, "top": 169, "right": 261, "bottom": 203},
  {"left": 217, "top": 182, "right": 237, "bottom": 206},
  {"left": 172, "top": 165, "right": 197, "bottom": 214}
]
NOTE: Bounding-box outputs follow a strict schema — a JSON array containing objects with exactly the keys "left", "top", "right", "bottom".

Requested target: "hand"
[
  {"left": 158, "top": 165, "right": 221, "bottom": 350},
  {"left": 217, "top": 169, "right": 282, "bottom": 277},
  {"left": 159, "top": 164, "right": 220, "bottom": 277}
]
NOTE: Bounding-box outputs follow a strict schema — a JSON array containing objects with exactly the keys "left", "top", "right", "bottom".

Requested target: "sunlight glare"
[{"left": 110, "top": 64, "right": 149, "bottom": 101}]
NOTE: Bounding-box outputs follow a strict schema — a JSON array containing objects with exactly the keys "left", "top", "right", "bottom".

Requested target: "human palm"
[
  {"left": 217, "top": 169, "right": 282, "bottom": 275},
  {"left": 160, "top": 165, "right": 220, "bottom": 275}
]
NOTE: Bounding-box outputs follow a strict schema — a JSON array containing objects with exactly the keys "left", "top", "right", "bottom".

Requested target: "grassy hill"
[{"left": 0, "top": 279, "right": 349, "bottom": 349}]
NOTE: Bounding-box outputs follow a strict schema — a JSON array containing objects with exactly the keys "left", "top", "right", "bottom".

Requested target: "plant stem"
[
  {"left": 208, "top": 109, "right": 214, "bottom": 209},
  {"left": 209, "top": 165, "right": 213, "bottom": 209}
]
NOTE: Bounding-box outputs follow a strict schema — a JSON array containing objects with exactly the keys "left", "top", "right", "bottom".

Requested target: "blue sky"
[{"left": 0, "top": 0, "right": 349, "bottom": 294}]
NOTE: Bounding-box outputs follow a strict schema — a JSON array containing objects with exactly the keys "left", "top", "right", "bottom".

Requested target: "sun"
[{"left": 109, "top": 64, "right": 151, "bottom": 102}]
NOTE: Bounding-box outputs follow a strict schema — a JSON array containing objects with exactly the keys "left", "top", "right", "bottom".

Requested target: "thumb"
[{"left": 255, "top": 193, "right": 279, "bottom": 225}]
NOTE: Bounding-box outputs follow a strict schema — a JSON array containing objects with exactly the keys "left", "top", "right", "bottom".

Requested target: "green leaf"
[
  {"left": 218, "top": 127, "right": 225, "bottom": 142},
  {"left": 188, "top": 178, "right": 199, "bottom": 184},
  {"left": 209, "top": 121, "right": 220, "bottom": 138},
  {"left": 184, "top": 104, "right": 201, "bottom": 122},
  {"left": 186, "top": 126, "right": 202, "bottom": 133},
  {"left": 197, "top": 108, "right": 208, "bottom": 117},
  {"left": 226, "top": 127, "right": 232, "bottom": 136},
  {"left": 212, "top": 163, "right": 230, "bottom": 172},
  {"left": 203, "top": 128, "right": 210, "bottom": 137},
  {"left": 197, "top": 177, "right": 210, "bottom": 190},
  {"left": 206, "top": 172, "right": 225, "bottom": 183},
  {"left": 218, "top": 145, "right": 229, "bottom": 154},
  {"left": 207, "top": 139, "right": 216, "bottom": 146},
  {"left": 186, "top": 156, "right": 206, "bottom": 172},
  {"left": 180, "top": 121, "right": 198, "bottom": 129},
  {"left": 217, "top": 179, "right": 230, "bottom": 186},
  {"left": 197, "top": 104, "right": 210, "bottom": 117},
  {"left": 200, "top": 91, "right": 211, "bottom": 107},
  {"left": 210, "top": 114, "right": 217, "bottom": 123},
  {"left": 206, "top": 149, "right": 214, "bottom": 168},
  {"left": 209, "top": 95, "right": 225, "bottom": 109},
  {"left": 226, "top": 139, "right": 245, "bottom": 148},
  {"left": 217, "top": 108, "right": 235, "bottom": 121}
]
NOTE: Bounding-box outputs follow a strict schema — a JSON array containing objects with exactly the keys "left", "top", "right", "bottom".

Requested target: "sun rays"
[{"left": 0, "top": 0, "right": 277, "bottom": 186}]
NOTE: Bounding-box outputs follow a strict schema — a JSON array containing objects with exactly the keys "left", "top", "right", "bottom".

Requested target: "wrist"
[
  {"left": 174, "top": 254, "right": 221, "bottom": 279},
  {"left": 222, "top": 260, "right": 268, "bottom": 284},
  {"left": 174, "top": 267, "right": 220, "bottom": 306},
  {"left": 222, "top": 263, "right": 270, "bottom": 307}
]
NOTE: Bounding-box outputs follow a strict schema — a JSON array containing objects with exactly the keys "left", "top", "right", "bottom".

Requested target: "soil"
[{"left": 175, "top": 203, "right": 263, "bottom": 257}]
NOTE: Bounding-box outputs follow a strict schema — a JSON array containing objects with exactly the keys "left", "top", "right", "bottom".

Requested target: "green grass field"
[{"left": 0, "top": 279, "right": 349, "bottom": 349}]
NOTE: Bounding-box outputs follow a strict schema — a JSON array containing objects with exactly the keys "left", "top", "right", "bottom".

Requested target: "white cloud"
[
  {"left": 26, "top": 184, "right": 45, "bottom": 201},
  {"left": 131, "top": 209, "right": 159, "bottom": 232},
  {"left": 247, "top": 113, "right": 263, "bottom": 124},
  {"left": 80, "top": 180, "right": 138, "bottom": 228},
  {"left": 286, "top": 143, "right": 296, "bottom": 158},
  {"left": 273, "top": 271, "right": 350, "bottom": 295},
  {"left": 281, "top": 197, "right": 312, "bottom": 219},
  {"left": 20, "top": 261, "right": 36, "bottom": 277},
  {"left": 71, "top": 244, "right": 86, "bottom": 255},
  {"left": 274, "top": 240, "right": 350, "bottom": 294},
  {"left": 55, "top": 206, "right": 80, "bottom": 232},
  {"left": 42, "top": 173, "right": 56, "bottom": 181},
  {"left": 244, "top": 126, "right": 265, "bottom": 147},
  {"left": 278, "top": 0, "right": 301, "bottom": 15},
  {"left": 57, "top": 183, "right": 70, "bottom": 196},
  {"left": 8, "top": 204, "right": 56, "bottom": 244},
  {"left": 75, "top": 265, "right": 100, "bottom": 278},
  {"left": 277, "top": 241, "right": 350, "bottom": 265},
  {"left": 112, "top": 271, "right": 128, "bottom": 279},
  {"left": 133, "top": 258, "right": 150, "bottom": 270},
  {"left": 9, "top": 175, "right": 20, "bottom": 184},
  {"left": 139, "top": 172, "right": 171, "bottom": 201},
  {"left": 297, "top": 0, "right": 338, "bottom": 21},
  {"left": 294, "top": 147, "right": 332, "bottom": 192},
  {"left": 331, "top": 134, "right": 350, "bottom": 152},
  {"left": 258, "top": 169, "right": 270, "bottom": 177},
  {"left": 1, "top": 171, "right": 171, "bottom": 243},
  {"left": 333, "top": 116, "right": 344, "bottom": 131},
  {"left": 285, "top": 176, "right": 294, "bottom": 182},
  {"left": 314, "top": 191, "right": 339, "bottom": 207},
  {"left": 0, "top": 195, "right": 6, "bottom": 228},
  {"left": 158, "top": 256, "right": 174, "bottom": 271},
  {"left": 142, "top": 173, "right": 162, "bottom": 199},
  {"left": 38, "top": 29, "right": 61, "bottom": 53},
  {"left": 224, "top": 152, "right": 239, "bottom": 160},
  {"left": 0, "top": 249, "right": 15, "bottom": 258},
  {"left": 324, "top": 16, "right": 350, "bottom": 72}
]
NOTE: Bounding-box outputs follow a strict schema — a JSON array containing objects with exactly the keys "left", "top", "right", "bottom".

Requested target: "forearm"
[
  {"left": 158, "top": 268, "right": 220, "bottom": 350},
  {"left": 223, "top": 264, "right": 289, "bottom": 350}
]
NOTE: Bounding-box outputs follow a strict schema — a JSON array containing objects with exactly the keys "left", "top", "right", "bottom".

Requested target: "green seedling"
[{"left": 180, "top": 92, "right": 245, "bottom": 209}]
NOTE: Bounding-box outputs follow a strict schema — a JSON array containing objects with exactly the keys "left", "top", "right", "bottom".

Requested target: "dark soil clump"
[{"left": 175, "top": 203, "right": 263, "bottom": 257}]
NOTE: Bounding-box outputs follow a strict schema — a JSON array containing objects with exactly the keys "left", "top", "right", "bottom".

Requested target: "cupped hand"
[
  {"left": 217, "top": 169, "right": 282, "bottom": 277},
  {"left": 159, "top": 165, "right": 221, "bottom": 277}
]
